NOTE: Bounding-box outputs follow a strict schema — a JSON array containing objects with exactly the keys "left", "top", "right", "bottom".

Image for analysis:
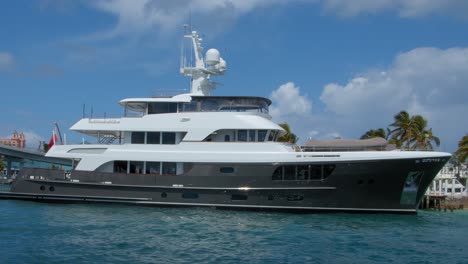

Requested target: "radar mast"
[{"left": 180, "top": 29, "right": 227, "bottom": 96}]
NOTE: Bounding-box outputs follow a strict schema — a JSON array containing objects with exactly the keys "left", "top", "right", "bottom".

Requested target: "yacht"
[{"left": 1, "top": 30, "right": 451, "bottom": 213}]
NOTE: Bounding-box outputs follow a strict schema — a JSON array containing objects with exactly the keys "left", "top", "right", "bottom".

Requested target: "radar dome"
[{"left": 206, "top": 48, "right": 220, "bottom": 65}]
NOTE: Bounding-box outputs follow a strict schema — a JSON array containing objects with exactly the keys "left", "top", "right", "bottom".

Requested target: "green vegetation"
[
  {"left": 361, "top": 110, "right": 440, "bottom": 150},
  {"left": 455, "top": 134, "right": 468, "bottom": 163},
  {"left": 360, "top": 128, "right": 388, "bottom": 140},
  {"left": 278, "top": 123, "right": 299, "bottom": 144}
]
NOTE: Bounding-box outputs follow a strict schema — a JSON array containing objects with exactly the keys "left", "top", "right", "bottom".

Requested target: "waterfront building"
[{"left": 0, "top": 131, "right": 26, "bottom": 149}]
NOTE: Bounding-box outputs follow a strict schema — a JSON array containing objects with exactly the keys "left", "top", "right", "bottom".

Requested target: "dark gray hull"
[{"left": 0, "top": 157, "right": 449, "bottom": 214}]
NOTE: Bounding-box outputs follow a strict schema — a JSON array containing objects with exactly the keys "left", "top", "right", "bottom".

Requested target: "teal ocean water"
[{"left": 0, "top": 200, "right": 467, "bottom": 264}]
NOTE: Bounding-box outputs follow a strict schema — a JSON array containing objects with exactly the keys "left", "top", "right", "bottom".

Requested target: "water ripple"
[{"left": 1, "top": 201, "right": 467, "bottom": 263}]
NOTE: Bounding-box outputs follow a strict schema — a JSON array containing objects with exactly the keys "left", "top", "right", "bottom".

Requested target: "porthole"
[
  {"left": 49, "top": 186, "right": 55, "bottom": 192},
  {"left": 161, "top": 192, "right": 167, "bottom": 198},
  {"left": 40, "top": 185, "right": 45, "bottom": 191},
  {"left": 231, "top": 194, "right": 248, "bottom": 201},
  {"left": 286, "top": 195, "right": 304, "bottom": 201},
  {"left": 220, "top": 167, "right": 234, "bottom": 173},
  {"left": 182, "top": 193, "right": 199, "bottom": 199}
]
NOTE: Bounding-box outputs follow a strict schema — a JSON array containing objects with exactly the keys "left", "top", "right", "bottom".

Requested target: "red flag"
[{"left": 48, "top": 130, "right": 58, "bottom": 149}]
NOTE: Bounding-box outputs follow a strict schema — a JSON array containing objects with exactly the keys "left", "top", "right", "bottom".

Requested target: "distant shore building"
[{"left": 0, "top": 131, "right": 26, "bottom": 149}]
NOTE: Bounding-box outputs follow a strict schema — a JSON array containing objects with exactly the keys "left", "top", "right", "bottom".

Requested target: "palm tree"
[
  {"left": 388, "top": 111, "right": 422, "bottom": 149},
  {"left": 412, "top": 128, "right": 440, "bottom": 150},
  {"left": 360, "top": 128, "right": 387, "bottom": 140},
  {"left": 277, "top": 123, "right": 299, "bottom": 144},
  {"left": 455, "top": 134, "right": 468, "bottom": 163}
]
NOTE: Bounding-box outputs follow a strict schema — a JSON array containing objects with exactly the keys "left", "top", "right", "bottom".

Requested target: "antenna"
[{"left": 179, "top": 27, "right": 227, "bottom": 96}]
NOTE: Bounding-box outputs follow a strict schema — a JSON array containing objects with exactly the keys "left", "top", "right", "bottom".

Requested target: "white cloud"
[
  {"left": 0, "top": 52, "right": 15, "bottom": 71},
  {"left": 321, "top": 0, "right": 468, "bottom": 18},
  {"left": 319, "top": 47, "right": 468, "bottom": 151},
  {"left": 86, "top": 0, "right": 292, "bottom": 39},
  {"left": 269, "top": 82, "right": 312, "bottom": 120},
  {"left": 23, "top": 131, "right": 46, "bottom": 149}
]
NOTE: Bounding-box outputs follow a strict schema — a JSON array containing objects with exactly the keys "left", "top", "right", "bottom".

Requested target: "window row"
[
  {"left": 113, "top": 161, "right": 188, "bottom": 175},
  {"left": 131, "top": 132, "right": 184, "bottom": 145},
  {"left": 272, "top": 164, "right": 336, "bottom": 181},
  {"left": 144, "top": 98, "right": 270, "bottom": 115},
  {"left": 205, "top": 129, "right": 280, "bottom": 142}
]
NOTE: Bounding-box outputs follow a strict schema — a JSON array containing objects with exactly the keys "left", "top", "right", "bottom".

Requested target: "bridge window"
[
  {"left": 248, "top": 130, "right": 256, "bottom": 141},
  {"left": 258, "top": 130, "right": 267, "bottom": 142},
  {"left": 238, "top": 130, "right": 247, "bottom": 142},
  {"left": 148, "top": 102, "right": 177, "bottom": 114}
]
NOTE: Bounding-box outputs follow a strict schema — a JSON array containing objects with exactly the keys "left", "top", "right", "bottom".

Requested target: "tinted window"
[
  {"left": 272, "top": 167, "right": 282, "bottom": 181},
  {"left": 238, "top": 130, "right": 247, "bottom": 142},
  {"left": 162, "top": 162, "right": 177, "bottom": 175},
  {"left": 310, "top": 165, "right": 322, "bottom": 180},
  {"left": 131, "top": 132, "right": 145, "bottom": 144},
  {"left": 323, "top": 164, "right": 335, "bottom": 179},
  {"left": 268, "top": 131, "right": 276, "bottom": 141},
  {"left": 284, "top": 166, "right": 296, "bottom": 181},
  {"left": 297, "top": 165, "right": 309, "bottom": 180},
  {"left": 220, "top": 167, "right": 234, "bottom": 173},
  {"left": 147, "top": 132, "right": 160, "bottom": 144},
  {"left": 130, "top": 161, "right": 144, "bottom": 174},
  {"left": 231, "top": 194, "right": 248, "bottom": 200},
  {"left": 148, "top": 102, "right": 177, "bottom": 114},
  {"left": 162, "top": 132, "right": 176, "bottom": 144},
  {"left": 258, "top": 130, "right": 267, "bottom": 142},
  {"left": 248, "top": 130, "right": 256, "bottom": 141},
  {"left": 114, "top": 161, "right": 128, "bottom": 173},
  {"left": 146, "top": 162, "right": 160, "bottom": 174},
  {"left": 224, "top": 135, "right": 230, "bottom": 142},
  {"left": 182, "top": 193, "right": 199, "bottom": 199}
]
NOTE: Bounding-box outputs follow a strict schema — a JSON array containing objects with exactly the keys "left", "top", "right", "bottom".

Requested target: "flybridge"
[{"left": 180, "top": 30, "right": 227, "bottom": 96}]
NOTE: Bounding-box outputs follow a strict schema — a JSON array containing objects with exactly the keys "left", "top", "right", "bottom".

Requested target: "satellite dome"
[{"left": 206, "top": 48, "right": 220, "bottom": 65}]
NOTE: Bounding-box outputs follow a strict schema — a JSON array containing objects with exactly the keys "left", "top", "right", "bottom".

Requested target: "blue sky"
[{"left": 1, "top": 0, "right": 468, "bottom": 152}]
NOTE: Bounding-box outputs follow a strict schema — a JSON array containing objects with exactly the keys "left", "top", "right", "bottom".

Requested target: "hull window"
[
  {"left": 231, "top": 194, "right": 248, "bottom": 201},
  {"left": 284, "top": 166, "right": 296, "bottom": 181},
  {"left": 220, "top": 167, "right": 235, "bottom": 173},
  {"left": 182, "top": 193, "right": 199, "bottom": 199},
  {"left": 272, "top": 164, "right": 335, "bottom": 182}
]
